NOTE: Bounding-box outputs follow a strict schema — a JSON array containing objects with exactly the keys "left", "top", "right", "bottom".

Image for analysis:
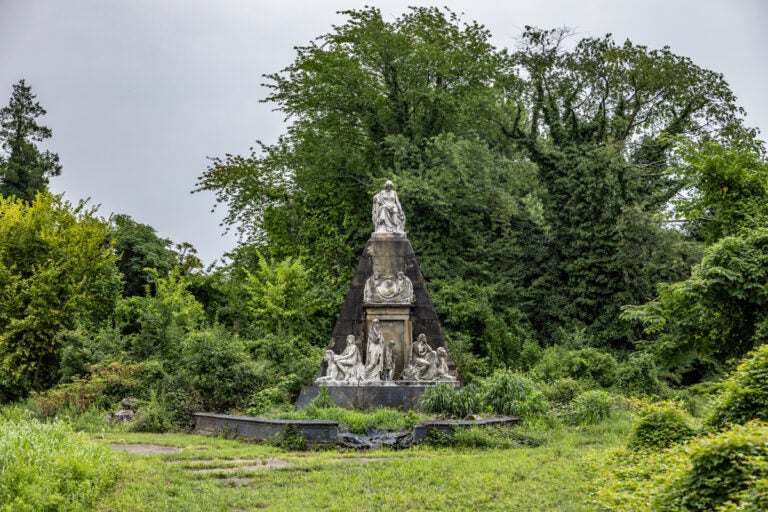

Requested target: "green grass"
[
  {"left": 0, "top": 415, "right": 121, "bottom": 511},
  {"left": 91, "top": 413, "right": 634, "bottom": 511}
]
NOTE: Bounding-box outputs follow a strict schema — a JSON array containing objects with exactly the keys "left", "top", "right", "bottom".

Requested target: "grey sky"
[{"left": 1, "top": 0, "right": 766, "bottom": 265}]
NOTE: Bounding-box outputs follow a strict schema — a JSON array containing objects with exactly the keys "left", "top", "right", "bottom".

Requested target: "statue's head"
[
  {"left": 346, "top": 334, "right": 356, "bottom": 345},
  {"left": 384, "top": 179, "right": 394, "bottom": 190},
  {"left": 417, "top": 334, "right": 426, "bottom": 343}
]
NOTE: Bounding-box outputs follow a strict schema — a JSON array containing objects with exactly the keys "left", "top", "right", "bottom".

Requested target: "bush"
[
  {"left": 0, "top": 416, "right": 121, "bottom": 510},
  {"left": 480, "top": 370, "right": 549, "bottom": 418},
  {"left": 707, "top": 344, "right": 768, "bottom": 429},
  {"left": 544, "top": 377, "right": 584, "bottom": 405},
  {"left": 31, "top": 362, "right": 142, "bottom": 418},
  {"left": 615, "top": 352, "right": 663, "bottom": 396},
  {"left": 130, "top": 388, "right": 177, "bottom": 433},
  {"left": 654, "top": 421, "right": 768, "bottom": 511},
  {"left": 179, "top": 327, "right": 262, "bottom": 412},
  {"left": 421, "top": 371, "right": 548, "bottom": 419},
  {"left": 630, "top": 401, "right": 696, "bottom": 450},
  {"left": 421, "top": 382, "right": 483, "bottom": 418},
  {"left": 533, "top": 346, "right": 618, "bottom": 388},
  {"left": 568, "top": 390, "right": 614, "bottom": 425}
]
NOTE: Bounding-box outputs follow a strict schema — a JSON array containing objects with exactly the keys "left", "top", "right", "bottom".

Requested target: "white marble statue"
[
  {"left": 317, "top": 335, "right": 364, "bottom": 383},
  {"left": 401, "top": 334, "right": 454, "bottom": 381},
  {"left": 372, "top": 180, "right": 405, "bottom": 233},
  {"left": 364, "top": 319, "right": 385, "bottom": 381},
  {"left": 383, "top": 340, "right": 396, "bottom": 381}
]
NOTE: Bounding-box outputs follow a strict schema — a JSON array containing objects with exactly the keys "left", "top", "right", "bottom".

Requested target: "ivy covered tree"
[
  {"left": 503, "top": 27, "right": 748, "bottom": 348},
  {"left": 110, "top": 214, "right": 177, "bottom": 297},
  {"left": 0, "top": 79, "right": 61, "bottom": 201}
]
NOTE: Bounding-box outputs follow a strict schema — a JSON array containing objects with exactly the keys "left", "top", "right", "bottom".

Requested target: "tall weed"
[{"left": 0, "top": 417, "right": 121, "bottom": 510}]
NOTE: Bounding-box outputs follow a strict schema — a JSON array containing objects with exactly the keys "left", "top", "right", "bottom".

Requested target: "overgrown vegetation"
[
  {"left": 0, "top": 413, "right": 121, "bottom": 510},
  {"left": 1, "top": 7, "right": 767, "bottom": 511}
]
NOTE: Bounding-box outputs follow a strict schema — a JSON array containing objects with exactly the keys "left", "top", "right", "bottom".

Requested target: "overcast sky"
[{"left": 1, "top": 0, "right": 766, "bottom": 265}]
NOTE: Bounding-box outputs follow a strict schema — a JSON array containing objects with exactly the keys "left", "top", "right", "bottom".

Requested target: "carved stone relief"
[{"left": 363, "top": 272, "right": 413, "bottom": 304}]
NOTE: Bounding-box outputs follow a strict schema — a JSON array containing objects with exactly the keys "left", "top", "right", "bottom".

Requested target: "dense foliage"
[
  {"left": 707, "top": 344, "right": 768, "bottom": 429},
  {"left": 0, "top": 193, "right": 121, "bottom": 400},
  {"left": 195, "top": 7, "right": 753, "bottom": 370}
]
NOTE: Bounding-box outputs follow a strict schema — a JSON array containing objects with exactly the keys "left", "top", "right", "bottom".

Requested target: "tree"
[
  {"left": 622, "top": 137, "right": 768, "bottom": 378},
  {"left": 0, "top": 79, "right": 61, "bottom": 201},
  {"left": 502, "top": 28, "right": 747, "bottom": 347},
  {"left": 669, "top": 133, "right": 768, "bottom": 244},
  {"left": 196, "top": 9, "right": 752, "bottom": 363},
  {"left": 110, "top": 214, "right": 177, "bottom": 297},
  {"left": 0, "top": 193, "right": 122, "bottom": 400}
]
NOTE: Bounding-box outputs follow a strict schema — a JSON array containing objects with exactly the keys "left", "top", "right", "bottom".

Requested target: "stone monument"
[{"left": 296, "top": 180, "right": 459, "bottom": 410}]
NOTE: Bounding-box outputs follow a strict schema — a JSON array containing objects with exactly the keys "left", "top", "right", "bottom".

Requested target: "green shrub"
[
  {"left": 179, "top": 327, "right": 262, "bottom": 413},
  {"left": 630, "top": 401, "right": 696, "bottom": 450},
  {"left": 274, "top": 424, "right": 308, "bottom": 451},
  {"left": 0, "top": 416, "right": 121, "bottom": 510},
  {"left": 306, "top": 385, "right": 336, "bottom": 411},
  {"left": 130, "top": 388, "right": 177, "bottom": 433},
  {"left": 615, "top": 352, "right": 663, "bottom": 396},
  {"left": 298, "top": 406, "right": 419, "bottom": 434},
  {"left": 481, "top": 370, "right": 549, "bottom": 418},
  {"left": 533, "top": 346, "right": 618, "bottom": 387},
  {"left": 568, "top": 390, "right": 614, "bottom": 425},
  {"left": 31, "top": 362, "right": 142, "bottom": 418},
  {"left": 420, "top": 382, "right": 458, "bottom": 415},
  {"left": 420, "top": 382, "right": 483, "bottom": 418},
  {"left": 654, "top": 421, "right": 768, "bottom": 511},
  {"left": 544, "top": 377, "right": 584, "bottom": 405},
  {"left": 707, "top": 344, "right": 768, "bottom": 429}
]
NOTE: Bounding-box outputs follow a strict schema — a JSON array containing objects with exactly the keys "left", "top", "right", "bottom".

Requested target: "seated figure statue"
[
  {"left": 317, "top": 334, "right": 363, "bottom": 383},
  {"left": 401, "top": 334, "right": 438, "bottom": 381},
  {"left": 372, "top": 180, "right": 405, "bottom": 233},
  {"left": 401, "top": 334, "right": 455, "bottom": 381}
]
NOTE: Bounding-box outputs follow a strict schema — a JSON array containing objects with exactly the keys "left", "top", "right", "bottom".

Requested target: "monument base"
[{"left": 296, "top": 382, "right": 461, "bottom": 411}]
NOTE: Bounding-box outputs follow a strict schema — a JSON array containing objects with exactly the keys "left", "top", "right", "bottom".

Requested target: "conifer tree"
[{"left": 0, "top": 79, "right": 61, "bottom": 201}]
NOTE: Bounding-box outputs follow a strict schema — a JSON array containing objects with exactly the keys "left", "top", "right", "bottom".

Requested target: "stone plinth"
[
  {"left": 323, "top": 235, "right": 456, "bottom": 378},
  {"left": 296, "top": 381, "right": 460, "bottom": 411}
]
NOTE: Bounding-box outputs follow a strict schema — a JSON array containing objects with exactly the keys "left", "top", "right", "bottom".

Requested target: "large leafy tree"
[
  {"left": 622, "top": 136, "right": 768, "bottom": 377},
  {"left": 110, "top": 214, "right": 177, "bottom": 297},
  {"left": 0, "top": 193, "right": 122, "bottom": 400},
  {"left": 502, "top": 28, "right": 746, "bottom": 347},
  {"left": 0, "top": 79, "right": 61, "bottom": 201}
]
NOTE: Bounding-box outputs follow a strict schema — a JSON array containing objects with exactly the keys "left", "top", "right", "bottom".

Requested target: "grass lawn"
[{"left": 92, "top": 415, "right": 633, "bottom": 511}]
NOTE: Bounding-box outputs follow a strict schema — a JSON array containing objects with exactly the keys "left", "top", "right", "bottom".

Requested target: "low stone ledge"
[
  {"left": 296, "top": 382, "right": 460, "bottom": 410},
  {"left": 412, "top": 417, "right": 522, "bottom": 443},
  {"left": 193, "top": 412, "right": 339, "bottom": 444}
]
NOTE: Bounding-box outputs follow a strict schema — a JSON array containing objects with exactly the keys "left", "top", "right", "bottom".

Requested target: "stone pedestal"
[{"left": 296, "top": 382, "right": 460, "bottom": 411}]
